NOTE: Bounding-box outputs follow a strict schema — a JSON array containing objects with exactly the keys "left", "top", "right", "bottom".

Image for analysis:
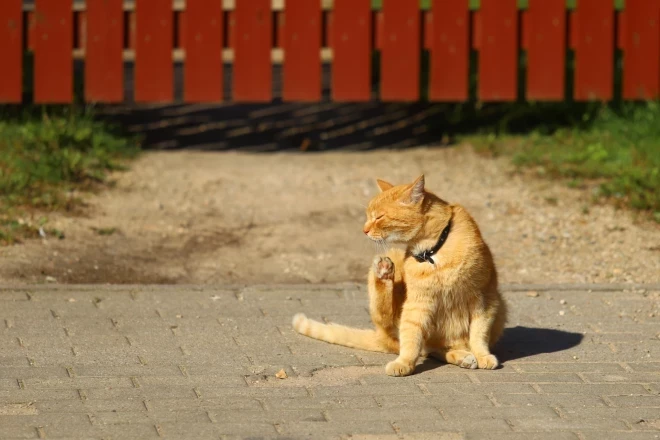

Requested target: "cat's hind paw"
[
  {"left": 459, "top": 353, "right": 478, "bottom": 370},
  {"left": 373, "top": 256, "right": 395, "bottom": 281}
]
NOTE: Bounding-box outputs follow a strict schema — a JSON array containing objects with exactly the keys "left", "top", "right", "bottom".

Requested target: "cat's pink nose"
[{"left": 363, "top": 225, "right": 371, "bottom": 235}]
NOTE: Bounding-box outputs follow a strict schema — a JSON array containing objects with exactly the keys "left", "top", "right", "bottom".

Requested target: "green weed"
[
  {"left": 0, "top": 107, "right": 139, "bottom": 243},
  {"left": 470, "top": 103, "right": 660, "bottom": 221}
]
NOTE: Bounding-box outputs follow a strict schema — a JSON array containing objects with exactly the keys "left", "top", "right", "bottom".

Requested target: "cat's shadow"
[{"left": 415, "top": 326, "right": 584, "bottom": 373}]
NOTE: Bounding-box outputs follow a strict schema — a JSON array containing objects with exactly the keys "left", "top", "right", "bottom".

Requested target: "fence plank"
[
  {"left": 34, "top": 0, "right": 73, "bottom": 103},
  {"left": 574, "top": 0, "right": 613, "bottom": 101},
  {"left": 283, "top": 0, "right": 321, "bottom": 101},
  {"left": 479, "top": 0, "right": 518, "bottom": 101},
  {"left": 233, "top": 0, "right": 272, "bottom": 102},
  {"left": 424, "top": 11, "right": 433, "bottom": 50},
  {"left": 184, "top": 0, "right": 223, "bottom": 102},
  {"left": 85, "top": 0, "right": 123, "bottom": 102},
  {"left": 622, "top": 0, "right": 660, "bottom": 99},
  {"left": 332, "top": 0, "right": 371, "bottom": 101},
  {"left": 375, "top": 11, "right": 383, "bottom": 50},
  {"left": 0, "top": 0, "right": 22, "bottom": 103},
  {"left": 135, "top": 0, "right": 173, "bottom": 102},
  {"left": 381, "top": 0, "right": 420, "bottom": 101},
  {"left": 430, "top": 0, "right": 469, "bottom": 101},
  {"left": 526, "top": 0, "right": 566, "bottom": 100}
]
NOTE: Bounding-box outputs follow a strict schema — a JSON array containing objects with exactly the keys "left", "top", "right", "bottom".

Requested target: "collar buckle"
[{"left": 412, "top": 220, "right": 451, "bottom": 264}]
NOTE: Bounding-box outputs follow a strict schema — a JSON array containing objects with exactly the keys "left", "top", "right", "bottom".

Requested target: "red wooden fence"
[{"left": 2, "top": 0, "right": 660, "bottom": 104}]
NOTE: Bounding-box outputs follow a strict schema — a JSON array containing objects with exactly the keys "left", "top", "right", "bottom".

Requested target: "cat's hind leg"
[
  {"left": 292, "top": 314, "right": 398, "bottom": 353},
  {"left": 428, "top": 347, "right": 478, "bottom": 370}
]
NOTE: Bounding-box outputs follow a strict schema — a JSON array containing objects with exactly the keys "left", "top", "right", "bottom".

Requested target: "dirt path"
[{"left": 1, "top": 144, "right": 658, "bottom": 285}]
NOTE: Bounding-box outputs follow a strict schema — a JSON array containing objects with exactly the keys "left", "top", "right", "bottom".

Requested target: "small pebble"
[
  {"left": 559, "top": 310, "right": 565, "bottom": 316},
  {"left": 560, "top": 299, "right": 567, "bottom": 305},
  {"left": 526, "top": 291, "right": 539, "bottom": 298}
]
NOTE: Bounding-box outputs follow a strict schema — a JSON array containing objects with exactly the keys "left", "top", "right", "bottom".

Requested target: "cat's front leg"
[{"left": 385, "top": 301, "right": 430, "bottom": 377}]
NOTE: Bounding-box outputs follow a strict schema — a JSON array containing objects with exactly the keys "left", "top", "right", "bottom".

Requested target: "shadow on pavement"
[
  {"left": 495, "top": 326, "right": 584, "bottom": 362},
  {"left": 413, "top": 325, "right": 584, "bottom": 373}
]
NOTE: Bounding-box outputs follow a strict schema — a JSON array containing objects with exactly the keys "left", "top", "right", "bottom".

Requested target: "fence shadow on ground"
[
  {"left": 98, "top": 102, "right": 457, "bottom": 152},
  {"left": 96, "top": 97, "right": 598, "bottom": 153}
]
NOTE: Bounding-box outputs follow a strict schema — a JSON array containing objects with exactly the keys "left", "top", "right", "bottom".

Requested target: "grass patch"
[
  {"left": 0, "top": 107, "right": 139, "bottom": 244},
  {"left": 469, "top": 103, "right": 660, "bottom": 222}
]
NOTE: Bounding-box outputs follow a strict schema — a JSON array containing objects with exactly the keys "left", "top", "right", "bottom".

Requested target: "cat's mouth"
[{"left": 367, "top": 233, "right": 398, "bottom": 243}]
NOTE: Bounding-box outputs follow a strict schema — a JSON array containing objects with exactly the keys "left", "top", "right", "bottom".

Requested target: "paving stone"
[
  {"left": 312, "top": 383, "right": 423, "bottom": 397},
  {"left": 469, "top": 372, "right": 583, "bottom": 383},
  {"left": 0, "top": 389, "right": 80, "bottom": 402},
  {"left": 265, "top": 396, "right": 379, "bottom": 410},
  {"left": 148, "top": 397, "right": 263, "bottom": 411},
  {"left": 0, "top": 367, "right": 69, "bottom": 380},
  {"left": 23, "top": 377, "right": 134, "bottom": 389},
  {"left": 509, "top": 418, "right": 629, "bottom": 431},
  {"left": 279, "top": 420, "right": 396, "bottom": 436},
  {"left": 510, "top": 362, "right": 626, "bottom": 373},
  {"left": 579, "top": 433, "right": 660, "bottom": 440},
  {"left": 72, "top": 365, "right": 182, "bottom": 377},
  {"left": 326, "top": 407, "right": 441, "bottom": 422},
  {"left": 375, "top": 394, "right": 495, "bottom": 408},
  {"left": 0, "top": 284, "right": 658, "bottom": 439},
  {"left": 464, "top": 434, "right": 579, "bottom": 440},
  {"left": 361, "top": 372, "right": 471, "bottom": 385},
  {"left": 137, "top": 375, "right": 247, "bottom": 387},
  {"left": 583, "top": 373, "right": 660, "bottom": 383},
  {"left": 608, "top": 395, "right": 660, "bottom": 407},
  {"left": 160, "top": 422, "right": 278, "bottom": 438},
  {"left": 0, "top": 425, "right": 38, "bottom": 439},
  {"left": 425, "top": 383, "right": 537, "bottom": 395},
  {"left": 395, "top": 418, "right": 512, "bottom": 433},
  {"left": 627, "top": 363, "right": 660, "bottom": 372},
  {"left": 561, "top": 406, "right": 660, "bottom": 421},
  {"left": 42, "top": 422, "right": 160, "bottom": 439},
  {"left": 35, "top": 399, "right": 146, "bottom": 413},
  {"left": 493, "top": 393, "right": 609, "bottom": 407},
  {"left": 440, "top": 406, "right": 560, "bottom": 419},
  {"left": 537, "top": 383, "right": 652, "bottom": 395},
  {"left": 208, "top": 409, "right": 325, "bottom": 423}
]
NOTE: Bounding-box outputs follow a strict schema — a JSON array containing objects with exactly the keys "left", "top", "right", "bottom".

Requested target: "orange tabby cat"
[{"left": 292, "top": 175, "right": 507, "bottom": 376}]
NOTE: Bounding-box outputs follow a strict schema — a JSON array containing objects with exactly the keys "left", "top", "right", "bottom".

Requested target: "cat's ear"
[
  {"left": 376, "top": 179, "right": 394, "bottom": 192},
  {"left": 403, "top": 174, "right": 425, "bottom": 204}
]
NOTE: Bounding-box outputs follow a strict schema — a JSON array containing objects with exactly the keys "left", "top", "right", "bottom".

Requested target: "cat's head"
[{"left": 362, "top": 175, "right": 426, "bottom": 244}]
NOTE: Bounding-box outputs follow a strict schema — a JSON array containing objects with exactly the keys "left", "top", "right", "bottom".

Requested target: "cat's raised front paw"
[
  {"left": 385, "top": 359, "right": 414, "bottom": 377},
  {"left": 477, "top": 354, "right": 499, "bottom": 370},
  {"left": 373, "top": 256, "right": 395, "bottom": 281}
]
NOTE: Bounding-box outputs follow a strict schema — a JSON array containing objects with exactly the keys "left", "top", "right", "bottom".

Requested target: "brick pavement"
[{"left": 0, "top": 283, "right": 659, "bottom": 440}]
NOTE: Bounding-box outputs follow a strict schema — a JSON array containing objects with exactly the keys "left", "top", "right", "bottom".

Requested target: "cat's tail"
[{"left": 292, "top": 313, "right": 398, "bottom": 353}]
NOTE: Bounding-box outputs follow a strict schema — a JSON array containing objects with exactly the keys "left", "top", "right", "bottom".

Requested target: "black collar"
[{"left": 412, "top": 220, "right": 452, "bottom": 264}]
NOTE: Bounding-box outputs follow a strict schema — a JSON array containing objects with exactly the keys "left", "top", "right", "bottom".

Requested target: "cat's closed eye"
[{"left": 375, "top": 214, "right": 385, "bottom": 220}]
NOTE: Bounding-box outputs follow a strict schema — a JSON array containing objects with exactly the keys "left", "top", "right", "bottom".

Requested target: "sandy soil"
[{"left": 1, "top": 144, "right": 658, "bottom": 285}]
